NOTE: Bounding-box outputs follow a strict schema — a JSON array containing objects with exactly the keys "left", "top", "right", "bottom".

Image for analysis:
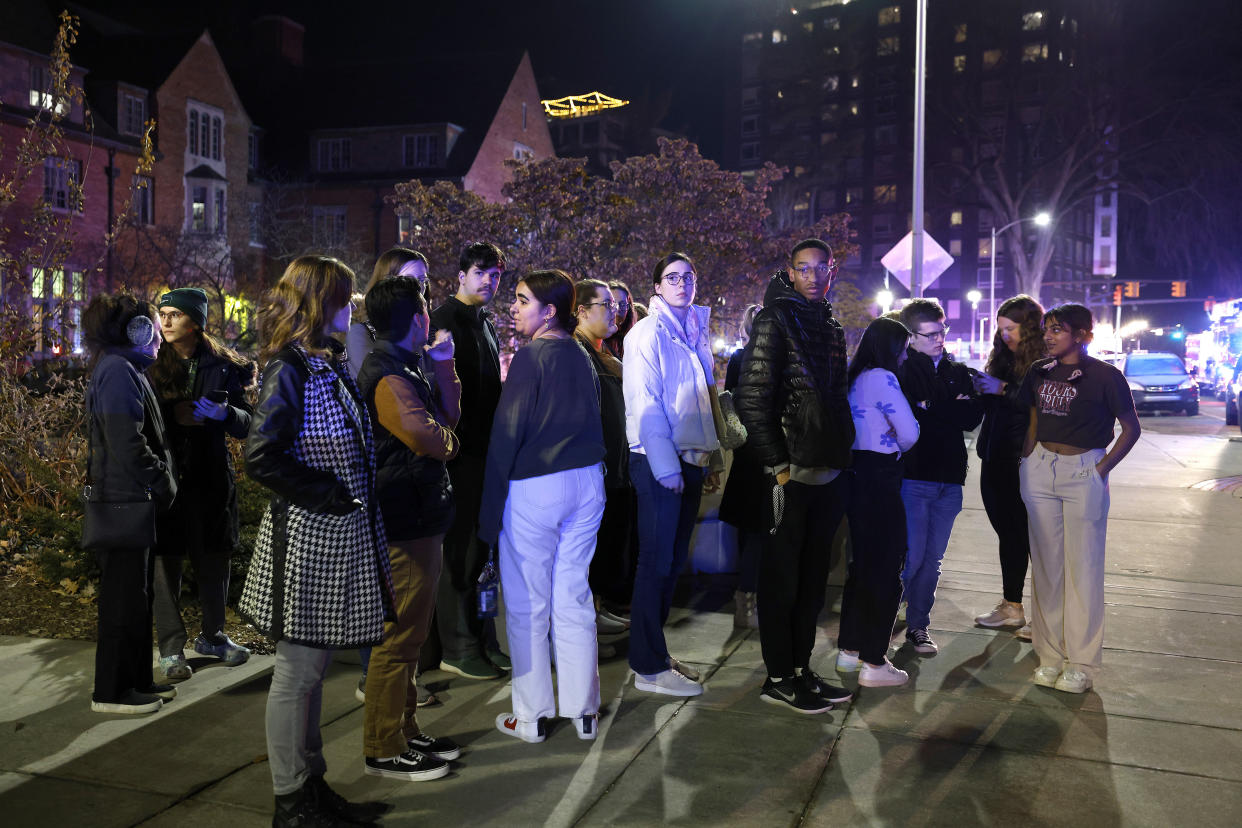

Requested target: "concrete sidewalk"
[{"left": 2, "top": 429, "right": 1241, "bottom": 827}]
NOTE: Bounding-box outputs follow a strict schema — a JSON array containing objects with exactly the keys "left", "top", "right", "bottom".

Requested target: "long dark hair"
[
  {"left": 604, "top": 280, "right": 634, "bottom": 359},
  {"left": 984, "top": 294, "right": 1045, "bottom": 383},
  {"left": 149, "top": 329, "right": 250, "bottom": 400},
  {"left": 847, "top": 316, "right": 911, "bottom": 387},
  {"left": 651, "top": 252, "right": 694, "bottom": 287}
]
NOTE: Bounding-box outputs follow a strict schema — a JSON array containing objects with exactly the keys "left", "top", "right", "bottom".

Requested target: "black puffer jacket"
[
  {"left": 734, "top": 270, "right": 854, "bottom": 471},
  {"left": 898, "top": 349, "right": 985, "bottom": 485}
]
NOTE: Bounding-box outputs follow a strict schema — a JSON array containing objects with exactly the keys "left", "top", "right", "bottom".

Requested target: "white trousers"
[
  {"left": 499, "top": 464, "right": 605, "bottom": 723},
  {"left": 1019, "top": 444, "right": 1109, "bottom": 675}
]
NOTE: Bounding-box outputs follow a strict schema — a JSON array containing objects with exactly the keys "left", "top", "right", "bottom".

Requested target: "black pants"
[
  {"left": 435, "top": 453, "right": 497, "bottom": 661},
  {"left": 94, "top": 547, "right": 154, "bottom": 702},
  {"left": 980, "top": 457, "right": 1030, "bottom": 604},
  {"left": 758, "top": 473, "right": 851, "bottom": 678},
  {"left": 838, "top": 451, "right": 906, "bottom": 666},
  {"left": 589, "top": 486, "right": 634, "bottom": 606}
]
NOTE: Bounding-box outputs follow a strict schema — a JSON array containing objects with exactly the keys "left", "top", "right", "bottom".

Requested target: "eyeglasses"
[
  {"left": 584, "top": 301, "right": 618, "bottom": 311},
  {"left": 793, "top": 263, "right": 838, "bottom": 276},
  {"left": 158, "top": 310, "right": 185, "bottom": 323},
  {"left": 660, "top": 272, "right": 696, "bottom": 287},
  {"left": 914, "top": 326, "right": 949, "bottom": 340}
]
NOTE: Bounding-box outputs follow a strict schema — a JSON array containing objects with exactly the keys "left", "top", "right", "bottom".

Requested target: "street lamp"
[
  {"left": 989, "top": 211, "right": 1052, "bottom": 343},
  {"left": 966, "top": 289, "right": 982, "bottom": 356},
  {"left": 876, "top": 288, "right": 894, "bottom": 315}
]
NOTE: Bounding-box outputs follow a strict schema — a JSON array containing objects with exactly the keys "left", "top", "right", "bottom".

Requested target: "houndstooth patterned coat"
[{"left": 240, "top": 344, "right": 394, "bottom": 648}]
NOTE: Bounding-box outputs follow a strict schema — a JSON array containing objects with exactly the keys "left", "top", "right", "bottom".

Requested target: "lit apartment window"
[
  {"left": 28, "top": 64, "right": 67, "bottom": 114},
  {"left": 1022, "top": 43, "right": 1049, "bottom": 62},
  {"left": 953, "top": 55, "right": 966, "bottom": 73},
  {"left": 398, "top": 214, "right": 419, "bottom": 244},
  {"left": 874, "top": 185, "right": 897, "bottom": 204},
  {"left": 43, "top": 158, "right": 82, "bottom": 211},
  {"left": 982, "top": 49, "right": 1005, "bottom": 70},
  {"left": 950, "top": 210, "right": 963, "bottom": 227},
  {"left": 954, "top": 23, "right": 967, "bottom": 43},
  {"left": 850, "top": 73, "right": 862, "bottom": 89},
  {"left": 802, "top": 21, "right": 814, "bottom": 34},
  {"left": 1022, "top": 11, "right": 1046, "bottom": 31},
  {"left": 742, "top": 31, "right": 764, "bottom": 46},
  {"left": 949, "top": 239, "right": 962, "bottom": 256},
  {"left": 822, "top": 75, "right": 839, "bottom": 93},
  {"left": 318, "top": 138, "right": 352, "bottom": 171},
  {"left": 878, "top": 6, "right": 901, "bottom": 26},
  {"left": 877, "top": 37, "right": 900, "bottom": 57},
  {"left": 771, "top": 29, "right": 787, "bottom": 44},
  {"left": 121, "top": 93, "right": 145, "bottom": 136},
  {"left": 403, "top": 134, "right": 442, "bottom": 167},
  {"left": 845, "top": 187, "right": 863, "bottom": 204},
  {"left": 132, "top": 175, "right": 153, "bottom": 225},
  {"left": 312, "top": 206, "right": 348, "bottom": 247},
  {"left": 978, "top": 238, "right": 993, "bottom": 258}
]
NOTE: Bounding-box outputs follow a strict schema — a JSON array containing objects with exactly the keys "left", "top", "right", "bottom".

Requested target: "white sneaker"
[
  {"left": 633, "top": 668, "right": 703, "bottom": 697},
  {"left": 572, "top": 714, "right": 598, "bottom": 741},
  {"left": 1032, "top": 666, "right": 1060, "bottom": 687},
  {"left": 835, "top": 650, "right": 861, "bottom": 673},
  {"left": 858, "top": 658, "right": 909, "bottom": 688},
  {"left": 1015, "top": 624, "right": 1033, "bottom": 641},
  {"left": 1054, "top": 669, "right": 1092, "bottom": 694},
  {"left": 494, "top": 712, "right": 546, "bottom": 743},
  {"left": 975, "top": 600, "right": 1026, "bottom": 628}
]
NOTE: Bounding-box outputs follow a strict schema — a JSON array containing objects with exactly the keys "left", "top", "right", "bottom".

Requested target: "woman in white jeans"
[
  {"left": 479, "top": 269, "right": 607, "bottom": 742},
  {"left": 1018, "top": 303, "right": 1140, "bottom": 694}
]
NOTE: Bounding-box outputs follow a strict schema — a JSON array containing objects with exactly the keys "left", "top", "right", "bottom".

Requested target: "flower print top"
[{"left": 848, "top": 367, "right": 920, "bottom": 455}]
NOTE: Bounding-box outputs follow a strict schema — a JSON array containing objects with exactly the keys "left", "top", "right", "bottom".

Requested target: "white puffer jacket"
[{"left": 623, "top": 295, "right": 720, "bottom": 481}]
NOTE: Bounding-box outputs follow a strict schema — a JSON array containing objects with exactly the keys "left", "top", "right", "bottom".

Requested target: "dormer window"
[{"left": 121, "top": 93, "right": 145, "bottom": 136}]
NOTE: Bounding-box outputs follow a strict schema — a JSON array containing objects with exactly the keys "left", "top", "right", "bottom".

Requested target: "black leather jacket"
[
  {"left": 245, "top": 343, "right": 367, "bottom": 516},
  {"left": 734, "top": 270, "right": 854, "bottom": 471}
]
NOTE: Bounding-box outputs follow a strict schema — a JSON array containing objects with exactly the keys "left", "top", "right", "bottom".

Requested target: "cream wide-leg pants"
[
  {"left": 1019, "top": 444, "right": 1110, "bottom": 676},
  {"left": 499, "top": 464, "right": 606, "bottom": 724}
]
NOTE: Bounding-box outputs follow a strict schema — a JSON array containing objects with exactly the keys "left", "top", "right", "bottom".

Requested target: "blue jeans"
[
  {"left": 627, "top": 452, "right": 704, "bottom": 676},
  {"left": 900, "top": 479, "right": 963, "bottom": 630}
]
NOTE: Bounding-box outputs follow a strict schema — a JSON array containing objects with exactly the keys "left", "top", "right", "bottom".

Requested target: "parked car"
[{"left": 1119, "top": 351, "right": 1199, "bottom": 416}]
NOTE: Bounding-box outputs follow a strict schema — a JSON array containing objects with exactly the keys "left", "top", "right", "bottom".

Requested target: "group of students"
[{"left": 78, "top": 235, "right": 1138, "bottom": 826}]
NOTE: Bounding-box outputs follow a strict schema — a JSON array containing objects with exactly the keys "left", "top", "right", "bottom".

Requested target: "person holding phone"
[{"left": 148, "top": 287, "right": 256, "bottom": 680}]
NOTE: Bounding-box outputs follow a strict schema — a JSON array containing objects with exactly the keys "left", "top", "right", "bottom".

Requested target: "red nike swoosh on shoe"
[{"left": 502, "top": 718, "right": 518, "bottom": 731}]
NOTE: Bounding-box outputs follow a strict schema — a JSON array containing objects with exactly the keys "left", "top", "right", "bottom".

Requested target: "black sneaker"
[
  {"left": 364, "top": 749, "right": 449, "bottom": 782},
  {"left": 406, "top": 732, "right": 461, "bottom": 761},
  {"left": 759, "top": 677, "right": 833, "bottom": 714},
  {"left": 906, "top": 628, "right": 939, "bottom": 654},
  {"left": 797, "top": 669, "right": 853, "bottom": 704}
]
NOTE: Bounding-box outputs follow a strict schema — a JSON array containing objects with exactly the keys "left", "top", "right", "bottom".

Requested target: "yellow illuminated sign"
[{"left": 542, "top": 92, "right": 630, "bottom": 119}]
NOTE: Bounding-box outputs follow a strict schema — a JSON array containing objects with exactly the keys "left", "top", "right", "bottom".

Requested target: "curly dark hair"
[{"left": 984, "top": 294, "right": 1045, "bottom": 383}]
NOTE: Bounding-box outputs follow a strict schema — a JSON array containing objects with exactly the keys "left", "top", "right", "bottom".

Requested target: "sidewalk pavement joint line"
[
  {"left": 794, "top": 725, "right": 847, "bottom": 828},
  {"left": 1139, "top": 434, "right": 1189, "bottom": 468},
  {"left": 571, "top": 693, "right": 696, "bottom": 827}
]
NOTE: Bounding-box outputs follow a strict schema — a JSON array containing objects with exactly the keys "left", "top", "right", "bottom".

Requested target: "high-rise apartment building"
[{"left": 726, "top": 0, "right": 1104, "bottom": 340}]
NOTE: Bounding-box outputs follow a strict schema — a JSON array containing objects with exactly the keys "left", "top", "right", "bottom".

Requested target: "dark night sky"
[{"left": 77, "top": 0, "right": 743, "bottom": 160}]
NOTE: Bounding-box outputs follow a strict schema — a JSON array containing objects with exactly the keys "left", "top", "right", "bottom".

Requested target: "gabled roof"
[{"left": 304, "top": 50, "right": 529, "bottom": 176}]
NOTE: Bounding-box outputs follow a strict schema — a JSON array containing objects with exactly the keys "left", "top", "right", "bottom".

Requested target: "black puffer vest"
[{"left": 356, "top": 340, "right": 455, "bottom": 542}]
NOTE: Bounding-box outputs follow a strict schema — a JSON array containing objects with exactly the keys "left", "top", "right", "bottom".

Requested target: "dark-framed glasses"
[
  {"left": 661, "top": 272, "right": 696, "bottom": 287},
  {"left": 914, "top": 326, "right": 949, "bottom": 340},
  {"left": 585, "top": 300, "right": 618, "bottom": 311}
]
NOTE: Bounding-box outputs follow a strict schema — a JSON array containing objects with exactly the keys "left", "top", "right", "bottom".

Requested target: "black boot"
[
  {"left": 273, "top": 782, "right": 346, "bottom": 827},
  {"left": 306, "top": 774, "right": 392, "bottom": 823}
]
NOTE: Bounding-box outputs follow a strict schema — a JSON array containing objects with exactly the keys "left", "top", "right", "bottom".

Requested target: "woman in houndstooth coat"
[{"left": 241, "top": 255, "right": 396, "bottom": 827}]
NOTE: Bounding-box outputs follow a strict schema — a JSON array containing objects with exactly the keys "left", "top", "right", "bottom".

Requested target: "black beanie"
[{"left": 159, "top": 287, "right": 209, "bottom": 329}]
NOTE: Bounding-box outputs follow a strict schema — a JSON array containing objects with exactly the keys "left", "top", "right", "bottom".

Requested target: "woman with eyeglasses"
[
  {"left": 1017, "top": 303, "right": 1139, "bottom": 694},
  {"left": 347, "top": 247, "right": 431, "bottom": 378},
  {"left": 622, "top": 252, "right": 723, "bottom": 697},
  {"left": 574, "top": 279, "right": 634, "bottom": 641},
  {"left": 971, "top": 295, "right": 1045, "bottom": 640},
  {"left": 603, "top": 280, "right": 635, "bottom": 360}
]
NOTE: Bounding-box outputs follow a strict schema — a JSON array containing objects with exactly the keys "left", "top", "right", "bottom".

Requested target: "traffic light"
[
  {"left": 1123, "top": 281, "right": 1140, "bottom": 298},
  {"left": 1112, "top": 285, "right": 1122, "bottom": 306},
  {"left": 1171, "top": 280, "right": 1187, "bottom": 297}
]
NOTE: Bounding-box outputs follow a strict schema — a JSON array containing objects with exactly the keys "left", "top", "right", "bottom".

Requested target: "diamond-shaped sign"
[{"left": 881, "top": 231, "right": 955, "bottom": 291}]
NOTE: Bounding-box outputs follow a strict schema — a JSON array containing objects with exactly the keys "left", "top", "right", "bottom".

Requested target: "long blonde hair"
[{"left": 256, "top": 255, "right": 354, "bottom": 365}]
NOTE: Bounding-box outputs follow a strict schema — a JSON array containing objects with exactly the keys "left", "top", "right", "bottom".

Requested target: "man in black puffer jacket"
[{"left": 735, "top": 238, "right": 856, "bottom": 714}]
